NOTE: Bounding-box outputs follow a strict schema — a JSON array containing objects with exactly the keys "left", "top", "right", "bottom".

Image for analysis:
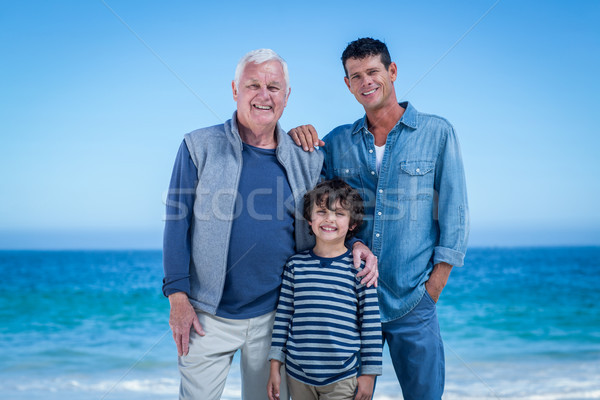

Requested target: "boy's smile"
[{"left": 309, "top": 200, "right": 355, "bottom": 251}]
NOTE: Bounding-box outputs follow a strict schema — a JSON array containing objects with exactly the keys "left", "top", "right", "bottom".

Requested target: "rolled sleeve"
[
  {"left": 268, "top": 347, "right": 286, "bottom": 363},
  {"left": 433, "top": 246, "right": 465, "bottom": 268},
  {"left": 434, "top": 126, "right": 469, "bottom": 267}
]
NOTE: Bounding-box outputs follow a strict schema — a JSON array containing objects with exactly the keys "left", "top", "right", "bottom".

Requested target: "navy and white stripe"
[{"left": 269, "top": 249, "right": 382, "bottom": 386}]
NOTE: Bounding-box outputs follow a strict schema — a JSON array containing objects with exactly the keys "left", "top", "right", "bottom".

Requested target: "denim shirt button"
[
  {"left": 371, "top": 171, "right": 375, "bottom": 175},
  {"left": 375, "top": 233, "right": 380, "bottom": 237},
  {"left": 416, "top": 168, "right": 421, "bottom": 173},
  {"left": 345, "top": 169, "right": 349, "bottom": 173},
  {"left": 379, "top": 189, "right": 383, "bottom": 193},
  {"left": 369, "top": 149, "right": 373, "bottom": 153},
  {"left": 378, "top": 212, "right": 382, "bottom": 216}
]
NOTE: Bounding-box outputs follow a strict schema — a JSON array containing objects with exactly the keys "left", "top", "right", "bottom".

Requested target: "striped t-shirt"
[{"left": 268, "top": 248, "right": 382, "bottom": 386}]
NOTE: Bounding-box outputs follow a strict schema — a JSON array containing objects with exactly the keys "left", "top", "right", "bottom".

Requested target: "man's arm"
[
  {"left": 293, "top": 125, "right": 379, "bottom": 287},
  {"left": 290, "top": 125, "right": 379, "bottom": 286},
  {"left": 288, "top": 124, "right": 324, "bottom": 152},
  {"left": 351, "top": 241, "right": 378, "bottom": 288},
  {"left": 425, "top": 262, "right": 453, "bottom": 303},
  {"left": 163, "top": 141, "right": 204, "bottom": 356},
  {"left": 169, "top": 292, "right": 204, "bottom": 356},
  {"left": 432, "top": 125, "right": 469, "bottom": 267},
  {"left": 428, "top": 125, "right": 469, "bottom": 301}
]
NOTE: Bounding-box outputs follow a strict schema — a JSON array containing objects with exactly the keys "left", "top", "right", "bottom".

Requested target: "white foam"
[{"left": 2, "top": 358, "right": 599, "bottom": 400}]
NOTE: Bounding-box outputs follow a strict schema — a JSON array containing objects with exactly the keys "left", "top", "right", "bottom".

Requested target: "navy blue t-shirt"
[{"left": 216, "top": 143, "right": 295, "bottom": 318}]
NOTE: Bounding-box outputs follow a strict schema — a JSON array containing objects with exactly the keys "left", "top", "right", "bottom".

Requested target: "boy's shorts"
[{"left": 286, "top": 375, "right": 357, "bottom": 400}]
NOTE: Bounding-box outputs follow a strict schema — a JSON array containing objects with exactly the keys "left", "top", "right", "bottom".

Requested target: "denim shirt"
[{"left": 321, "top": 102, "right": 469, "bottom": 322}]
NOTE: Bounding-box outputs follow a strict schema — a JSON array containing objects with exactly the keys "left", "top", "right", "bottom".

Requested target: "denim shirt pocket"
[
  {"left": 398, "top": 161, "right": 435, "bottom": 221},
  {"left": 400, "top": 161, "right": 434, "bottom": 176}
]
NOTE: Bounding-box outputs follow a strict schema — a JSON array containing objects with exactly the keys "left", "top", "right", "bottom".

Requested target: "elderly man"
[
  {"left": 290, "top": 38, "right": 469, "bottom": 400},
  {"left": 162, "top": 49, "right": 377, "bottom": 400}
]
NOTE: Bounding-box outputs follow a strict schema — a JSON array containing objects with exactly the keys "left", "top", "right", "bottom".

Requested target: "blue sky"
[{"left": 1, "top": 1, "right": 599, "bottom": 249}]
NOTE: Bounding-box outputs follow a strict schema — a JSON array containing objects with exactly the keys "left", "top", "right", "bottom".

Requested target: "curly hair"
[
  {"left": 303, "top": 179, "right": 364, "bottom": 239},
  {"left": 341, "top": 37, "right": 392, "bottom": 77}
]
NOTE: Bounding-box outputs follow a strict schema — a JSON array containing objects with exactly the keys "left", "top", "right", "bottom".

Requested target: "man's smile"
[{"left": 253, "top": 104, "right": 272, "bottom": 110}]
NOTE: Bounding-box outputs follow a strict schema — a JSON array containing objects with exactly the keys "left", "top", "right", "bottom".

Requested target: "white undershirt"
[{"left": 375, "top": 144, "right": 386, "bottom": 173}]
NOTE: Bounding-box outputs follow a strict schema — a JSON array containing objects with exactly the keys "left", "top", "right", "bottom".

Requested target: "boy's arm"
[
  {"left": 356, "top": 266, "right": 383, "bottom": 377},
  {"left": 267, "top": 360, "right": 283, "bottom": 400},
  {"left": 268, "top": 261, "right": 295, "bottom": 363},
  {"left": 355, "top": 375, "right": 376, "bottom": 400}
]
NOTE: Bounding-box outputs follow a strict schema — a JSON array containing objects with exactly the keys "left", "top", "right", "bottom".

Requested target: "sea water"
[{"left": 1, "top": 247, "right": 599, "bottom": 399}]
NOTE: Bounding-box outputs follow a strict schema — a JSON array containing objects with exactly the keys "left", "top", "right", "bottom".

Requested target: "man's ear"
[
  {"left": 232, "top": 80, "right": 238, "bottom": 101},
  {"left": 388, "top": 62, "right": 398, "bottom": 82},
  {"left": 344, "top": 76, "right": 351, "bottom": 91}
]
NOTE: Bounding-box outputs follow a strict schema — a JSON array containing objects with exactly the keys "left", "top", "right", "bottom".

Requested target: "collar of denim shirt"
[{"left": 351, "top": 101, "right": 418, "bottom": 136}]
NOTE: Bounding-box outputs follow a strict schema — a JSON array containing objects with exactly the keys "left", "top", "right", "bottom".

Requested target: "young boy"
[{"left": 267, "top": 179, "right": 382, "bottom": 400}]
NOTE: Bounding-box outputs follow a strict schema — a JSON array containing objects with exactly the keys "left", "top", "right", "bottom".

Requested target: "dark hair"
[
  {"left": 341, "top": 37, "right": 392, "bottom": 77},
  {"left": 303, "top": 179, "right": 364, "bottom": 239}
]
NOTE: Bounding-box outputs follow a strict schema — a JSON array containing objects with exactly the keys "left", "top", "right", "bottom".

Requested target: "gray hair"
[{"left": 234, "top": 49, "right": 290, "bottom": 92}]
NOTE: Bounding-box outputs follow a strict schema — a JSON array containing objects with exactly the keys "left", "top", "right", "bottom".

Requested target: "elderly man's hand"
[
  {"left": 288, "top": 125, "right": 325, "bottom": 152},
  {"left": 352, "top": 241, "right": 378, "bottom": 288},
  {"left": 168, "top": 292, "right": 204, "bottom": 356}
]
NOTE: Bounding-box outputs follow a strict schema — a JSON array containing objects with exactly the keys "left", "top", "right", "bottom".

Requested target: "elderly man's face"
[{"left": 232, "top": 60, "right": 289, "bottom": 133}]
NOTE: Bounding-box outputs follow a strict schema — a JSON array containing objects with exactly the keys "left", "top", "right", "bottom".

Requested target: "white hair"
[{"left": 234, "top": 48, "right": 290, "bottom": 92}]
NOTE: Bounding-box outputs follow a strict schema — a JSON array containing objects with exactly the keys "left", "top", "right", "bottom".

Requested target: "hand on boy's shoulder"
[
  {"left": 351, "top": 242, "right": 378, "bottom": 288},
  {"left": 353, "top": 260, "right": 368, "bottom": 283}
]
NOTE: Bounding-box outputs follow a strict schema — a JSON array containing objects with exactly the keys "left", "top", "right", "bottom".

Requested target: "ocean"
[{"left": 1, "top": 247, "right": 599, "bottom": 399}]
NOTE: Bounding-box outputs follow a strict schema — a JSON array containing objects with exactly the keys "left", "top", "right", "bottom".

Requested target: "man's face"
[
  {"left": 344, "top": 55, "right": 397, "bottom": 112},
  {"left": 232, "top": 60, "right": 289, "bottom": 133}
]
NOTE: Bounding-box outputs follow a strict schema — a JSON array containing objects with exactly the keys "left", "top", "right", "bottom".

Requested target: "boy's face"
[{"left": 308, "top": 199, "right": 355, "bottom": 245}]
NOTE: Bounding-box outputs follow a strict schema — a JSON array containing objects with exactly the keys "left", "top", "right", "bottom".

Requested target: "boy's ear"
[{"left": 349, "top": 224, "right": 357, "bottom": 231}]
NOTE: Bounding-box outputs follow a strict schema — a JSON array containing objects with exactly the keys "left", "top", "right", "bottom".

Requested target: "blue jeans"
[{"left": 382, "top": 290, "right": 445, "bottom": 400}]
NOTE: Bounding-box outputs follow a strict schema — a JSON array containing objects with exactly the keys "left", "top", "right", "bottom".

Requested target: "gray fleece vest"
[{"left": 183, "top": 112, "right": 323, "bottom": 314}]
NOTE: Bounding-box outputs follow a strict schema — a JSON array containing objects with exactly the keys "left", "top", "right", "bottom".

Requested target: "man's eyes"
[{"left": 245, "top": 84, "right": 280, "bottom": 91}]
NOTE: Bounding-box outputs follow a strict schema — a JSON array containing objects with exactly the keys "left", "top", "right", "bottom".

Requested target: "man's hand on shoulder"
[
  {"left": 168, "top": 292, "right": 204, "bottom": 356},
  {"left": 288, "top": 125, "right": 325, "bottom": 152},
  {"left": 352, "top": 241, "right": 378, "bottom": 288}
]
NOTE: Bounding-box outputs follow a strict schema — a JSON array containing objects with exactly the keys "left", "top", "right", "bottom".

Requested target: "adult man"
[
  {"left": 162, "top": 49, "right": 377, "bottom": 400},
  {"left": 290, "top": 38, "right": 469, "bottom": 399}
]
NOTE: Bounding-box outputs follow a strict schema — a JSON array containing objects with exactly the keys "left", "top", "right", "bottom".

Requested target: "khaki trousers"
[
  {"left": 178, "top": 310, "right": 288, "bottom": 400},
  {"left": 287, "top": 375, "right": 357, "bottom": 400}
]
